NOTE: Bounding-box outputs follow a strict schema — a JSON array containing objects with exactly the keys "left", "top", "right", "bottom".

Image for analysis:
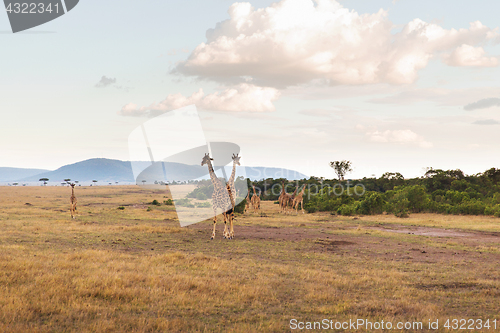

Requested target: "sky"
[{"left": 1, "top": 0, "right": 500, "bottom": 179}]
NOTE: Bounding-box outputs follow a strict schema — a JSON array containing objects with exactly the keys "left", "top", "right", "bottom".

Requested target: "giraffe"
[
  {"left": 201, "top": 153, "right": 234, "bottom": 239},
  {"left": 293, "top": 184, "right": 306, "bottom": 214},
  {"left": 251, "top": 184, "right": 261, "bottom": 212},
  {"left": 69, "top": 183, "right": 77, "bottom": 219},
  {"left": 278, "top": 181, "right": 286, "bottom": 213},
  {"left": 227, "top": 153, "right": 241, "bottom": 210},
  {"left": 287, "top": 187, "right": 298, "bottom": 213},
  {"left": 281, "top": 184, "right": 296, "bottom": 214}
]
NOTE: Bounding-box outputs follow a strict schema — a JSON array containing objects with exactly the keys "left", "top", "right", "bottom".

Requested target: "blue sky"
[{"left": 1, "top": 0, "right": 500, "bottom": 179}]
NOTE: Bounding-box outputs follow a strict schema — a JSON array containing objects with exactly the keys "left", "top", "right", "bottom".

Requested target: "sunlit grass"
[{"left": 0, "top": 186, "right": 499, "bottom": 332}]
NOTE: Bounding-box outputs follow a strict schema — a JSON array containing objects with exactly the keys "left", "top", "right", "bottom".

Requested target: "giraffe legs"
[
  {"left": 222, "top": 212, "right": 229, "bottom": 239},
  {"left": 228, "top": 211, "right": 234, "bottom": 239},
  {"left": 70, "top": 202, "right": 77, "bottom": 219},
  {"left": 211, "top": 209, "right": 217, "bottom": 240}
]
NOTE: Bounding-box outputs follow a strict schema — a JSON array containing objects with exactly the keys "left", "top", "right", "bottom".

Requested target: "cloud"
[
  {"left": 464, "top": 97, "right": 500, "bottom": 111},
  {"left": 369, "top": 87, "right": 500, "bottom": 107},
  {"left": 95, "top": 76, "right": 116, "bottom": 88},
  {"left": 472, "top": 119, "right": 499, "bottom": 125},
  {"left": 172, "top": 0, "right": 499, "bottom": 88},
  {"left": 118, "top": 84, "right": 280, "bottom": 117},
  {"left": 443, "top": 44, "right": 498, "bottom": 67},
  {"left": 367, "top": 129, "right": 433, "bottom": 148}
]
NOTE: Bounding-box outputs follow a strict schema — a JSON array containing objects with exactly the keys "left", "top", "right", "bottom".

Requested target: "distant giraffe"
[
  {"left": 201, "top": 153, "right": 234, "bottom": 239},
  {"left": 281, "top": 184, "right": 296, "bottom": 214},
  {"left": 227, "top": 153, "right": 241, "bottom": 210},
  {"left": 251, "top": 184, "right": 261, "bottom": 212},
  {"left": 69, "top": 183, "right": 77, "bottom": 219},
  {"left": 287, "top": 187, "right": 298, "bottom": 212},
  {"left": 278, "top": 181, "right": 286, "bottom": 213},
  {"left": 293, "top": 184, "right": 306, "bottom": 214}
]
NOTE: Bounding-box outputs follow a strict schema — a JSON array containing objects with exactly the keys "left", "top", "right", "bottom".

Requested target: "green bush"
[
  {"left": 164, "top": 199, "right": 173, "bottom": 205},
  {"left": 175, "top": 198, "right": 192, "bottom": 207},
  {"left": 337, "top": 203, "right": 358, "bottom": 216},
  {"left": 234, "top": 198, "right": 246, "bottom": 214},
  {"left": 118, "top": 206, "right": 125, "bottom": 210},
  {"left": 196, "top": 192, "right": 208, "bottom": 200},
  {"left": 151, "top": 199, "right": 161, "bottom": 206},
  {"left": 357, "top": 192, "right": 385, "bottom": 215},
  {"left": 196, "top": 202, "right": 211, "bottom": 208}
]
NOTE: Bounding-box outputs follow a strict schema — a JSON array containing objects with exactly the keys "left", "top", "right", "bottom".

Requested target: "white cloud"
[
  {"left": 172, "top": 0, "right": 499, "bottom": 88},
  {"left": 367, "top": 129, "right": 433, "bottom": 148},
  {"left": 118, "top": 84, "right": 280, "bottom": 116},
  {"left": 443, "top": 44, "right": 498, "bottom": 67}
]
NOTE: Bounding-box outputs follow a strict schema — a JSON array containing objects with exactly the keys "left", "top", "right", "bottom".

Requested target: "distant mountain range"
[
  {"left": 0, "top": 167, "right": 50, "bottom": 182},
  {"left": 0, "top": 158, "right": 308, "bottom": 184}
]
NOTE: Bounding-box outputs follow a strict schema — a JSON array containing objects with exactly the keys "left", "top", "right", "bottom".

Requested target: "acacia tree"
[
  {"left": 39, "top": 178, "right": 49, "bottom": 186},
  {"left": 329, "top": 160, "right": 353, "bottom": 181}
]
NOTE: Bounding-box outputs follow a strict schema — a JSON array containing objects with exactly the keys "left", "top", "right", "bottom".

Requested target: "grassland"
[{"left": 1, "top": 185, "right": 500, "bottom": 332}]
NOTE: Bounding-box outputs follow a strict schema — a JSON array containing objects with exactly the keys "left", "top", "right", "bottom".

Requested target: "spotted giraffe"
[
  {"left": 251, "top": 184, "right": 261, "bottom": 212},
  {"left": 292, "top": 184, "right": 306, "bottom": 214},
  {"left": 227, "top": 154, "right": 241, "bottom": 211},
  {"left": 278, "top": 181, "right": 286, "bottom": 213},
  {"left": 69, "top": 183, "right": 77, "bottom": 219},
  {"left": 281, "top": 183, "right": 295, "bottom": 214},
  {"left": 201, "top": 153, "right": 234, "bottom": 239}
]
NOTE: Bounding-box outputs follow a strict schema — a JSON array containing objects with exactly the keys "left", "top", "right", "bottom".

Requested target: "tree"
[
  {"left": 329, "top": 160, "right": 353, "bottom": 181},
  {"left": 39, "top": 178, "right": 49, "bottom": 186}
]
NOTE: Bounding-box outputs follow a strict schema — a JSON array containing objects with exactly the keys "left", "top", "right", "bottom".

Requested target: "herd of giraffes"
[{"left": 67, "top": 152, "right": 306, "bottom": 240}]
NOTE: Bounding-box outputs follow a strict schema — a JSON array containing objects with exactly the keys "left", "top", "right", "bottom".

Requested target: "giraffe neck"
[
  {"left": 207, "top": 160, "right": 222, "bottom": 188},
  {"left": 71, "top": 188, "right": 74, "bottom": 196},
  {"left": 228, "top": 161, "right": 237, "bottom": 184}
]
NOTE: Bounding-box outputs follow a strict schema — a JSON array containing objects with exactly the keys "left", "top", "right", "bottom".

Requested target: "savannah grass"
[{"left": 1, "top": 186, "right": 499, "bottom": 332}]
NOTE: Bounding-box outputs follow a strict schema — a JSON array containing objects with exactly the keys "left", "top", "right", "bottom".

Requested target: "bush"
[
  {"left": 196, "top": 192, "right": 208, "bottom": 200},
  {"left": 175, "top": 198, "right": 192, "bottom": 207},
  {"left": 337, "top": 203, "right": 358, "bottom": 216},
  {"left": 118, "top": 206, "right": 125, "bottom": 210},
  {"left": 357, "top": 192, "right": 385, "bottom": 215},
  {"left": 151, "top": 199, "right": 161, "bottom": 206},
  {"left": 234, "top": 198, "right": 246, "bottom": 214},
  {"left": 196, "top": 202, "right": 211, "bottom": 208},
  {"left": 164, "top": 199, "right": 173, "bottom": 205}
]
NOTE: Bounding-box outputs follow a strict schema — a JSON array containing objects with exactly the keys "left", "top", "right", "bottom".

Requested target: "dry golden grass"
[{"left": 0, "top": 186, "right": 500, "bottom": 332}]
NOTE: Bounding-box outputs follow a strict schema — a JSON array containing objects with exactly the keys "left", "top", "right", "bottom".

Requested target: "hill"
[
  {"left": 0, "top": 167, "right": 50, "bottom": 182},
  {"left": 14, "top": 158, "right": 307, "bottom": 184}
]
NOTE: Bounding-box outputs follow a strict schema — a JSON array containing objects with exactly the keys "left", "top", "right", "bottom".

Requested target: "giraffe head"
[
  {"left": 70, "top": 183, "right": 75, "bottom": 188},
  {"left": 232, "top": 153, "right": 241, "bottom": 166},
  {"left": 201, "top": 153, "right": 213, "bottom": 166}
]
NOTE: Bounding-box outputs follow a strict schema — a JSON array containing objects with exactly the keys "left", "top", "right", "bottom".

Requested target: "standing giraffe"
[
  {"left": 287, "top": 187, "right": 298, "bottom": 213},
  {"left": 281, "top": 184, "right": 295, "bottom": 214},
  {"left": 293, "top": 185, "right": 306, "bottom": 214},
  {"left": 278, "top": 181, "right": 286, "bottom": 213},
  {"left": 201, "top": 153, "right": 234, "bottom": 239},
  {"left": 251, "top": 184, "right": 261, "bottom": 212},
  {"left": 227, "top": 153, "right": 241, "bottom": 210},
  {"left": 69, "top": 183, "right": 77, "bottom": 219}
]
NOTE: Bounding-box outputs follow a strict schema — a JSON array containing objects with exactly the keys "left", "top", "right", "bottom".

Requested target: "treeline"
[{"left": 248, "top": 168, "right": 500, "bottom": 218}]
